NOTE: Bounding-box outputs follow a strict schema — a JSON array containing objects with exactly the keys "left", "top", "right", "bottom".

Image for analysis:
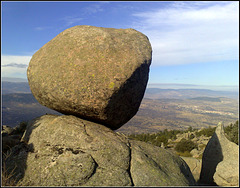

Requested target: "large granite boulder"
[
  {"left": 27, "top": 25, "right": 152, "bottom": 130},
  {"left": 5, "top": 115, "right": 196, "bottom": 186},
  {"left": 199, "top": 122, "right": 239, "bottom": 186}
]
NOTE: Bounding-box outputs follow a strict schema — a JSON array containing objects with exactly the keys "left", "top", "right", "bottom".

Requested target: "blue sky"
[{"left": 1, "top": 1, "right": 239, "bottom": 91}]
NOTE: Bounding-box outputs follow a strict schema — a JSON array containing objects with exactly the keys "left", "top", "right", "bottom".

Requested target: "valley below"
[
  {"left": 1, "top": 81, "right": 239, "bottom": 186},
  {"left": 1, "top": 81, "right": 238, "bottom": 134},
  {"left": 118, "top": 96, "right": 238, "bottom": 134}
]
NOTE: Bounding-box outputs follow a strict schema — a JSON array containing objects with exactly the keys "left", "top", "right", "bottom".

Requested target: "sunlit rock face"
[{"left": 27, "top": 25, "right": 152, "bottom": 130}]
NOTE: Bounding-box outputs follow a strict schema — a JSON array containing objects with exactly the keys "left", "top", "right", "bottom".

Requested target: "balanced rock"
[
  {"left": 6, "top": 115, "right": 196, "bottom": 186},
  {"left": 199, "top": 122, "right": 239, "bottom": 186},
  {"left": 27, "top": 25, "right": 152, "bottom": 130}
]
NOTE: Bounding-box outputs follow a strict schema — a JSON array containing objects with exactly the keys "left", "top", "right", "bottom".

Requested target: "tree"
[
  {"left": 175, "top": 138, "right": 197, "bottom": 153},
  {"left": 224, "top": 120, "right": 239, "bottom": 145}
]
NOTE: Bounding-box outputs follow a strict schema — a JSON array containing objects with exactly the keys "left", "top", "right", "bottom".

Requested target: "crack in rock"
[
  {"left": 127, "top": 141, "right": 134, "bottom": 186},
  {"left": 84, "top": 155, "right": 99, "bottom": 182},
  {"left": 83, "top": 122, "right": 90, "bottom": 137}
]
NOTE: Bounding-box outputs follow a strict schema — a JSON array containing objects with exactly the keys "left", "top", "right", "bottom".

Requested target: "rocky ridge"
[{"left": 4, "top": 115, "right": 196, "bottom": 186}]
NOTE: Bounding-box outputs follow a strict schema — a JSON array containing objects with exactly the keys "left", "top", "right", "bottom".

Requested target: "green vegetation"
[
  {"left": 128, "top": 129, "right": 184, "bottom": 147},
  {"left": 224, "top": 120, "right": 239, "bottom": 145},
  {"left": 176, "top": 151, "right": 192, "bottom": 157},
  {"left": 184, "top": 126, "right": 198, "bottom": 133},
  {"left": 2, "top": 149, "right": 17, "bottom": 186},
  {"left": 195, "top": 126, "right": 216, "bottom": 137},
  {"left": 128, "top": 120, "right": 239, "bottom": 151},
  {"left": 175, "top": 138, "right": 197, "bottom": 153},
  {"left": 12, "top": 121, "right": 28, "bottom": 135},
  {"left": 3, "top": 92, "right": 238, "bottom": 133}
]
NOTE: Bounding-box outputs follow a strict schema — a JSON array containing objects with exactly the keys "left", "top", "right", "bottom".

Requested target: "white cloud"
[
  {"left": 82, "top": 3, "right": 104, "bottom": 15},
  {"left": 61, "top": 16, "right": 83, "bottom": 27},
  {"left": 59, "top": 3, "right": 105, "bottom": 28},
  {"left": 2, "top": 63, "right": 28, "bottom": 68},
  {"left": 1, "top": 55, "right": 32, "bottom": 78},
  {"left": 132, "top": 1, "right": 239, "bottom": 66},
  {"left": 34, "top": 26, "right": 52, "bottom": 31}
]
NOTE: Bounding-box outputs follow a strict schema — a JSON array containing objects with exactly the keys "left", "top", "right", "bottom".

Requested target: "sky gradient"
[{"left": 1, "top": 1, "right": 239, "bottom": 91}]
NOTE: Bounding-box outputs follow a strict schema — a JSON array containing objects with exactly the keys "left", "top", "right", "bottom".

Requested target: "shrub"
[
  {"left": 224, "top": 120, "right": 239, "bottom": 145},
  {"left": 175, "top": 138, "right": 197, "bottom": 153},
  {"left": 128, "top": 129, "right": 184, "bottom": 147},
  {"left": 195, "top": 126, "right": 216, "bottom": 137},
  {"left": 152, "top": 135, "right": 168, "bottom": 147},
  {"left": 12, "top": 121, "right": 28, "bottom": 135},
  {"left": 176, "top": 151, "right": 192, "bottom": 157},
  {"left": 2, "top": 150, "right": 17, "bottom": 186},
  {"left": 189, "top": 133, "right": 195, "bottom": 139},
  {"left": 186, "top": 126, "right": 193, "bottom": 132}
]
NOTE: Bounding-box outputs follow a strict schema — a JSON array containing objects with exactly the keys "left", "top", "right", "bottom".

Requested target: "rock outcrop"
[
  {"left": 213, "top": 124, "right": 239, "bottom": 186},
  {"left": 199, "top": 122, "right": 239, "bottom": 186},
  {"left": 5, "top": 115, "right": 196, "bottom": 186},
  {"left": 3, "top": 25, "right": 200, "bottom": 186},
  {"left": 181, "top": 157, "right": 202, "bottom": 182},
  {"left": 2, "top": 125, "right": 14, "bottom": 136},
  {"left": 27, "top": 25, "right": 152, "bottom": 130}
]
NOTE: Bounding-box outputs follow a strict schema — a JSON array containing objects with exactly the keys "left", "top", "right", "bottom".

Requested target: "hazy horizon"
[
  {"left": 2, "top": 76, "right": 238, "bottom": 92},
  {"left": 2, "top": 2, "right": 239, "bottom": 89}
]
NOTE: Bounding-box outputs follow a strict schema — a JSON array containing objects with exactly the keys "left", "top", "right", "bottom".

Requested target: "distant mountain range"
[
  {"left": 2, "top": 93, "right": 62, "bottom": 127},
  {"left": 2, "top": 77, "right": 28, "bottom": 82},
  {"left": 144, "top": 88, "right": 238, "bottom": 99},
  {"left": 2, "top": 80, "right": 238, "bottom": 99},
  {"left": 2, "top": 81, "right": 31, "bottom": 94},
  {"left": 1, "top": 79, "right": 238, "bottom": 130}
]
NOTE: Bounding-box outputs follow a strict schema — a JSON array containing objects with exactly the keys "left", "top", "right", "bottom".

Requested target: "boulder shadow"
[
  {"left": 197, "top": 132, "right": 223, "bottom": 186},
  {"left": 2, "top": 116, "right": 44, "bottom": 186}
]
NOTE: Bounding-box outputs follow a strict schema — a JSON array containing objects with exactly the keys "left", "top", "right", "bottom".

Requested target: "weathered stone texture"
[
  {"left": 199, "top": 122, "right": 239, "bottom": 186},
  {"left": 27, "top": 25, "right": 152, "bottom": 130},
  {"left": 7, "top": 115, "right": 196, "bottom": 186},
  {"left": 181, "top": 156, "right": 202, "bottom": 182}
]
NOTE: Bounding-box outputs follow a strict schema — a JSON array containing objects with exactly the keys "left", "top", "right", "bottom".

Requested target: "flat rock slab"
[
  {"left": 27, "top": 25, "right": 152, "bottom": 130},
  {"left": 6, "top": 115, "right": 196, "bottom": 186}
]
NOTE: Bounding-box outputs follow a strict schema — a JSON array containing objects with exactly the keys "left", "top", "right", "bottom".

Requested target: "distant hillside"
[
  {"left": 118, "top": 97, "right": 238, "bottom": 134},
  {"left": 3, "top": 93, "right": 36, "bottom": 103},
  {"left": 144, "top": 88, "right": 238, "bottom": 99},
  {"left": 2, "top": 81, "right": 31, "bottom": 94},
  {"left": 188, "top": 97, "right": 221, "bottom": 102},
  {"left": 2, "top": 77, "right": 28, "bottom": 82},
  {"left": 2, "top": 93, "right": 62, "bottom": 127},
  {"left": 2, "top": 80, "right": 238, "bottom": 99},
  {"left": 1, "top": 81, "right": 239, "bottom": 131}
]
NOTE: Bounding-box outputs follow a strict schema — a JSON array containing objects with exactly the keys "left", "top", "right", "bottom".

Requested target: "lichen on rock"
[
  {"left": 6, "top": 115, "right": 196, "bottom": 186},
  {"left": 27, "top": 25, "right": 152, "bottom": 130}
]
